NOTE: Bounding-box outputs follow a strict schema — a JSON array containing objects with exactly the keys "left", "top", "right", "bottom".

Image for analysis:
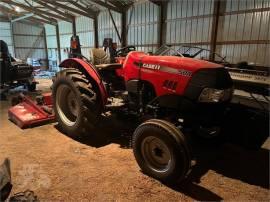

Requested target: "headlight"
[{"left": 198, "top": 88, "right": 233, "bottom": 103}]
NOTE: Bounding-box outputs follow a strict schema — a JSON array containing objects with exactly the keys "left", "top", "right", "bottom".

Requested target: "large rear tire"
[
  {"left": 133, "top": 119, "right": 191, "bottom": 183},
  {"left": 52, "top": 68, "right": 101, "bottom": 137}
]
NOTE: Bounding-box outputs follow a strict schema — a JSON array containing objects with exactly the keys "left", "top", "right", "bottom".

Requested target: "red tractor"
[{"left": 52, "top": 43, "right": 233, "bottom": 182}]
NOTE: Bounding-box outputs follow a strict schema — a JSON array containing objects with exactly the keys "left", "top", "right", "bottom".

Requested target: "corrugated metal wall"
[
  {"left": 127, "top": 1, "right": 159, "bottom": 52},
  {"left": 165, "top": 0, "right": 214, "bottom": 59},
  {"left": 44, "top": 24, "right": 58, "bottom": 70},
  {"left": 162, "top": 0, "right": 270, "bottom": 67},
  {"left": 58, "top": 21, "right": 73, "bottom": 60},
  {"left": 0, "top": 21, "right": 14, "bottom": 56},
  {"left": 98, "top": 10, "right": 121, "bottom": 47},
  {"left": 216, "top": 0, "right": 270, "bottom": 67},
  {"left": 44, "top": 24, "right": 57, "bottom": 61},
  {"left": 42, "top": 0, "right": 269, "bottom": 68},
  {"left": 13, "top": 22, "right": 46, "bottom": 60},
  {"left": 76, "top": 16, "right": 95, "bottom": 59}
]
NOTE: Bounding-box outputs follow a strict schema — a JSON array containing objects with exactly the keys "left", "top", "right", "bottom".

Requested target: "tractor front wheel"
[
  {"left": 52, "top": 68, "right": 101, "bottom": 137},
  {"left": 133, "top": 119, "right": 191, "bottom": 183}
]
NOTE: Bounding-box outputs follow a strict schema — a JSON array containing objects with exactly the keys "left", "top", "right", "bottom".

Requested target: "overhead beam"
[
  {"left": 0, "top": 5, "right": 56, "bottom": 25},
  {"left": 0, "top": 0, "right": 60, "bottom": 23},
  {"left": 42, "top": 0, "right": 95, "bottom": 19},
  {"left": 148, "top": 0, "right": 163, "bottom": 6},
  {"left": 68, "top": 0, "right": 98, "bottom": 16},
  {"left": 31, "top": 16, "right": 56, "bottom": 25},
  {"left": 33, "top": 0, "right": 74, "bottom": 20},
  {"left": 91, "top": 0, "right": 123, "bottom": 13},
  {"left": 11, "top": 13, "right": 34, "bottom": 23},
  {"left": 107, "top": 0, "right": 134, "bottom": 11}
]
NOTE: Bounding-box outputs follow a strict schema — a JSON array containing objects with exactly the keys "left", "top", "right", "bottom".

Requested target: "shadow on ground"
[
  {"left": 56, "top": 103, "right": 269, "bottom": 201},
  {"left": 55, "top": 113, "right": 139, "bottom": 149}
]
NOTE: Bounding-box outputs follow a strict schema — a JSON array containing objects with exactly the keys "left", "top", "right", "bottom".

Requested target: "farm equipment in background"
[
  {"left": 8, "top": 93, "right": 55, "bottom": 128},
  {"left": 0, "top": 40, "right": 37, "bottom": 99},
  {"left": 52, "top": 37, "right": 234, "bottom": 182}
]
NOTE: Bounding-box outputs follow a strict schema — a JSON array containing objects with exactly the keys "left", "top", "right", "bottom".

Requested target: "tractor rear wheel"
[
  {"left": 52, "top": 68, "right": 101, "bottom": 137},
  {"left": 133, "top": 119, "right": 191, "bottom": 183}
]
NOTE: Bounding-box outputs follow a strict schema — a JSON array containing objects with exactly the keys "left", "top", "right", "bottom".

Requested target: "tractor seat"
[{"left": 95, "top": 63, "right": 122, "bottom": 70}]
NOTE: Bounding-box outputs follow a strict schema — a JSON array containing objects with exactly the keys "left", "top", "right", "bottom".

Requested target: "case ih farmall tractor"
[{"left": 52, "top": 38, "right": 233, "bottom": 183}]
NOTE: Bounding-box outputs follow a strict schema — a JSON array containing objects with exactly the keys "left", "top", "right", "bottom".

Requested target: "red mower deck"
[{"left": 8, "top": 93, "right": 55, "bottom": 128}]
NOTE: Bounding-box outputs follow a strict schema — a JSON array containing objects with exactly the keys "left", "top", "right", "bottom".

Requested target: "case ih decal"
[
  {"left": 142, "top": 63, "right": 192, "bottom": 77},
  {"left": 142, "top": 63, "right": 161, "bottom": 70}
]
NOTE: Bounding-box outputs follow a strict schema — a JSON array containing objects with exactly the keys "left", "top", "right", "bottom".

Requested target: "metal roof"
[{"left": 0, "top": 0, "right": 137, "bottom": 25}]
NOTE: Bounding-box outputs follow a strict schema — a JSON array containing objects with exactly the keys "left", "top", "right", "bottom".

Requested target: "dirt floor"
[{"left": 0, "top": 79, "right": 269, "bottom": 201}]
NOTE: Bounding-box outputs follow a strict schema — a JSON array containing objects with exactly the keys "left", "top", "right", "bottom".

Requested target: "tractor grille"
[{"left": 184, "top": 68, "right": 233, "bottom": 100}]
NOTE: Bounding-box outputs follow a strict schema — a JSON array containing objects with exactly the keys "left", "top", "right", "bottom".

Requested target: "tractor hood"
[{"left": 128, "top": 52, "right": 223, "bottom": 72}]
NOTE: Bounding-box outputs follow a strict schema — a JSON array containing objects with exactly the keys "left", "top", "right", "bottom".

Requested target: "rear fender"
[{"left": 59, "top": 58, "right": 107, "bottom": 106}]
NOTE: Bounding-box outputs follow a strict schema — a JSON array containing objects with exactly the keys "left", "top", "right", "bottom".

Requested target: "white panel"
[
  {"left": 127, "top": 1, "right": 158, "bottom": 47},
  {"left": 47, "top": 35, "right": 57, "bottom": 48},
  {"left": 45, "top": 24, "right": 56, "bottom": 35},
  {"left": 98, "top": 10, "right": 121, "bottom": 46},
  {"left": 0, "top": 22, "right": 11, "bottom": 29},
  {"left": 60, "top": 48, "right": 69, "bottom": 61},
  {"left": 14, "top": 35, "right": 44, "bottom": 48},
  {"left": 76, "top": 16, "right": 93, "bottom": 32},
  {"left": 8, "top": 46, "right": 14, "bottom": 56},
  {"left": 216, "top": 0, "right": 269, "bottom": 66},
  {"left": 13, "top": 22, "right": 46, "bottom": 60},
  {"left": 13, "top": 22, "right": 43, "bottom": 35},
  {"left": 15, "top": 48, "right": 46, "bottom": 59},
  {"left": 58, "top": 21, "right": 72, "bottom": 34},
  {"left": 0, "top": 29, "right": 12, "bottom": 37},
  {"left": 60, "top": 34, "right": 71, "bottom": 48},
  {"left": 0, "top": 21, "right": 14, "bottom": 54},
  {"left": 0, "top": 37, "right": 12, "bottom": 45},
  {"left": 76, "top": 16, "right": 95, "bottom": 49}
]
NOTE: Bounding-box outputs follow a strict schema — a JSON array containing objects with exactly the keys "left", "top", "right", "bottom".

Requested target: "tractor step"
[{"left": 105, "top": 97, "right": 126, "bottom": 109}]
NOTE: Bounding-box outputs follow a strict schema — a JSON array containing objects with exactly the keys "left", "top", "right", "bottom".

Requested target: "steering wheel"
[{"left": 116, "top": 46, "right": 136, "bottom": 57}]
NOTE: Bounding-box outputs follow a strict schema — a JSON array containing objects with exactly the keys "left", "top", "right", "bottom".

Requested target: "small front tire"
[{"left": 133, "top": 119, "right": 191, "bottom": 183}]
